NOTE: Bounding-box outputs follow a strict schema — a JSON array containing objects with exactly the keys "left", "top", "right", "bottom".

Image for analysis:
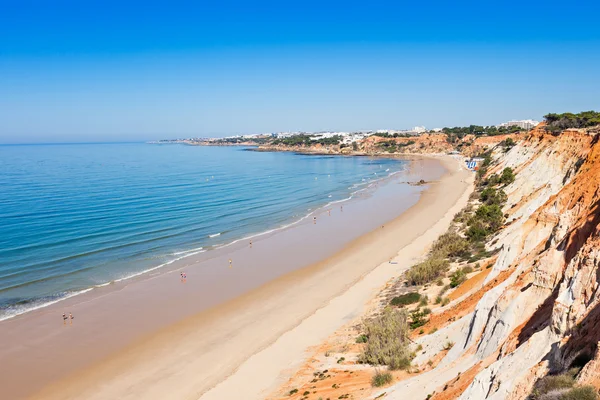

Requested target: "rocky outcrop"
[
  {"left": 377, "top": 126, "right": 600, "bottom": 400},
  {"left": 445, "top": 127, "right": 600, "bottom": 399}
]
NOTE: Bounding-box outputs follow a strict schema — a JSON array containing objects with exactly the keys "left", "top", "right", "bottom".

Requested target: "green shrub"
[
  {"left": 422, "top": 307, "right": 432, "bottom": 315},
  {"left": 356, "top": 334, "right": 368, "bottom": 343},
  {"left": 436, "top": 278, "right": 444, "bottom": 286},
  {"left": 409, "top": 309, "right": 428, "bottom": 329},
  {"left": 462, "top": 265, "right": 474, "bottom": 274},
  {"left": 359, "top": 307, "right": 412, "bottom": 370},
  {"left": 559, "top": 386, "right": 599, "bottom": 400},
  {"left": 435, "top": 296, "right": 442, "bottom": 304},
  {"left": 406, "top": 257, "right": 450, "bottom": 285},
  {"left": 371, "top": 371, "right": 393, "bottom": 387},
  {"left": 289, "top": 388, "right": 298, "bottom": 395},
  {"left": 431, "top": 232, "right": 470, "bottom": 259},
  {"left": 544, "top": 111, "right": 600, "bottom": 132},
  {"left": 475, "top": 204, "right": 504, "bottom": 229},
  {"left": 419, "top": 296, "right": 429, "bottom": 306},
  {"left": 500, "top": 167, "right": 515, "bottom": 185},
  {"left": 443, "top": 341, "right": 454, "bottom": 350},
  {"left": 466, "top": 220, "right": 490, "bottom": 242},
  {"left": 390, "top": 292, "right": 421, "bottom": 306},
  {"left": 466, "top": 204, "right": 504, "bottom": 242},
  {"left": 502, "top": 137, "right": 516, "bottom": 149},
  {"left": 441, "top": 297, "right": 450, "bottom": 306},
  {"left": 484, "top": 174, "right": 500, "bottom": 187},
  {"left": 450, "top": 269, "right": 467, "bottom": 288},
  {"left": 532, "top": 372, "right": 577, "bottom": 399},
  {"left": 480, "top": 187, "right": 507, "bottom": 206}
]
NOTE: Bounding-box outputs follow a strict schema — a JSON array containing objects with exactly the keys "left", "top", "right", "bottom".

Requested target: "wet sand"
[{"left": 0, "top": 155, "right": 470, "bottom": 400}]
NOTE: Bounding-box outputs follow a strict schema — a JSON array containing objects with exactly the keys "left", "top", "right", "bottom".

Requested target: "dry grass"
[
  {"left": 406, "top": 257, "right": 450, "bottom": 286},
  {"left": 358, "top": 307, "right": 412, "bottom": 370}
]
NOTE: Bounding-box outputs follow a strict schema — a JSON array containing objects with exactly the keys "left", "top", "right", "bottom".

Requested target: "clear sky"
[{"left": 1, "top": 0, "right": 599, "bottom": 143}]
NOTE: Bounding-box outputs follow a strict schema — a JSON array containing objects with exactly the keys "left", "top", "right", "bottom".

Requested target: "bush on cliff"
[
  {"left": 530, "top": 367, "right": 599, "bottom": 400},
  {"left": 475, "top": 204, "right": 504, "bottom": 230},
  {"left": 502, "top": 137, "right": 516, "bottom": 150},
  {"left": 465, "top": 204, "right": 504, "bottom": 242},
  {"left": 358, "top": 307, "right": 412, "bottom": 370},
  {"left": 430, "top": 232, "right": 470, "bottom": 259},
  {"left": 449, "top": 269, "right": 467, "bottom": 288},
  {"left": 390, "top": 292, "right": 421, "bottom": 306},
  {"left": 558, "top": 386, "right": 599, "bottom": 400},
  {"left": 476, "top": 152, "right": 493, "bottom": 182},
  {"left": 409, "top": 309, "right": 428, "bottom": 329},
  {"left": 480, "top": 187, "right": 508, "bottom": 206},
  {"left": 371, "top": 371, "right": 393, "bottom": 387},
  {"left": 406, "top": 257, "right": 450, "bottom": 286},
  {"left": 500, "top": 167, "right": 515, "bottom": 185}
]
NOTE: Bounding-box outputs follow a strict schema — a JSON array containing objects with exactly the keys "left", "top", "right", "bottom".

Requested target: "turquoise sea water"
[{"left": 0, "top": 143, "right": 409, "bottom": 320}]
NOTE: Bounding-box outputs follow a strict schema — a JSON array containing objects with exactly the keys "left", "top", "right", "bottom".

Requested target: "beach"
[{"left": 0, "top": 155, "right": 471, "bottom": 400}]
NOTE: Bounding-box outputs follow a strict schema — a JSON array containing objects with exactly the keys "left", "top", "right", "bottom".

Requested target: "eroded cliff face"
[
  {"left": 425, "top": 126, "right": 600, "bottom": 400},
  {"left": 267, "top": 126, "right": 600, "bottom": 400}
]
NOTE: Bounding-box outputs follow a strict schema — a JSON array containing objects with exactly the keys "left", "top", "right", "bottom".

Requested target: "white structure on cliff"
[{"left": 496, "top": 119, "right": 540, "bottom": 130}]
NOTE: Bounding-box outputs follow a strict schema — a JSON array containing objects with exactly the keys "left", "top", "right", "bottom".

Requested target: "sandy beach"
[{"left": 0, "top": 155, "right": 471, "bottom": 400}]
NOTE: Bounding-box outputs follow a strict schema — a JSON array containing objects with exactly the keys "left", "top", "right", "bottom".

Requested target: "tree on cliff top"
[{"left": 544, "top": 110, "right": 600, "bottom": 134}]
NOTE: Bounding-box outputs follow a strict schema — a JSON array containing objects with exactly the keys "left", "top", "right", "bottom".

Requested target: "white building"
[{"left": 497, "top": 119, "right": 540, "bottom": 130}]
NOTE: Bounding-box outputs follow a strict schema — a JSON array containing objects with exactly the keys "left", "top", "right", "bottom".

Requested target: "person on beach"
[
  {"left": 313, "top": 216, "right": 316, "bottom": 224},
  {"left": 69, "top": 313, "right": 74, "bottom": 324},
  {"left": 328, "top": 210, "right": 331, "bottom": 216},
  {"left": 249, "top": 240, "right": 252, "bottom": 248},
  {"left": 340, "top": 205, "right": 343, "bottom": 212},
  {"left": 62, "top": 313, "right": 67, "bottom": 324},
  {"left": 229, "top": 259, "right": 232, "bottom": 268}
]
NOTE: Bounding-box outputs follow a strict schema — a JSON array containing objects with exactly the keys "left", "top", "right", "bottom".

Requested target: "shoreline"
[
  {"left": 0, "top": 155, "right": 469, "bottom": 400},
  {"left": 202, "top": 155, "right": 473, "bottom": 399},
  {"left": 0, "top": 152, "right": 415, "bottom": 323}
]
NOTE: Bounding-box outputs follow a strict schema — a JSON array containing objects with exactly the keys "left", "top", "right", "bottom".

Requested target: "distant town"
[{"left": 152, "top": 119, "right": 539, "bottom": 145}]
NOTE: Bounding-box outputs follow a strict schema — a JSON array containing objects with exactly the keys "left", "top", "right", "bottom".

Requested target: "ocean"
[{"left": 0, "top": 143, "right": 410, "bottom": 320}]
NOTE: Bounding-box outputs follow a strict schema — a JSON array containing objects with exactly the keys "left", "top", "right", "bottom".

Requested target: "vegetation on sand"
[
  {"left": 371, "top": 371, "right": 393, "bottom": 387},
  {"left": 358, "top": 307, "right": 412, "bottom": 370},
  {"left": 390, "top": 292, "right": 421, "bottom": 306},
  {"left": 530, "top": 367, "right": 599, "bottom": 400},
  {"left": 406, "top": 257, "right": 450, "bottom": 286}
]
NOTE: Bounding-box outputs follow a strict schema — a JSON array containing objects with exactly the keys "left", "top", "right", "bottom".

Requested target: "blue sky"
[{"left": 1, "top": 1, "right": 599, "bottom": 143}]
